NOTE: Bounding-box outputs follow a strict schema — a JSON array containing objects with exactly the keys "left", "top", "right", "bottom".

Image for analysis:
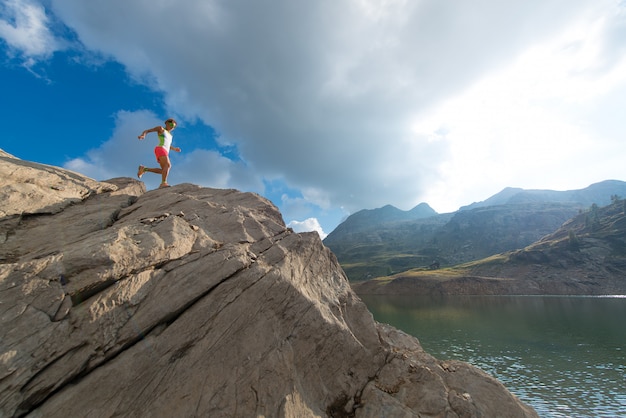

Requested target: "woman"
[{"left": 137, "top": 118, "right": 181, "bottom": 188}]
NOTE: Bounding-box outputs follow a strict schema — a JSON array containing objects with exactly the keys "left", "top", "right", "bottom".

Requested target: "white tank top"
[{"left": 157, "top": 129, "right": 173, "bottom": 151}]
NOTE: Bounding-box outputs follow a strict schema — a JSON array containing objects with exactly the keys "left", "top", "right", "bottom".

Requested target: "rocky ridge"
[{"left": 0, "top": 150, "right": 537, "bottom": 417}]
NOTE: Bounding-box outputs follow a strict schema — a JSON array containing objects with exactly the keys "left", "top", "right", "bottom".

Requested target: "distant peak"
[
  {"left": 408, "top": 202, "right": 437, "bottom": 215},
  {"left": 380, "top": 204, "right": 400, "bottom": 211}
]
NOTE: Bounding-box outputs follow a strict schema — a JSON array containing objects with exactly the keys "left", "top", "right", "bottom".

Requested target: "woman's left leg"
[{"left": 137, "top": 156, "right": 171, "bottom": 185}]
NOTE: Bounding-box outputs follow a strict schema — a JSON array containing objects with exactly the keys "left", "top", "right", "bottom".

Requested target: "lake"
[{"left": 359, "top": 294, "right": 626, "bottom": 418}]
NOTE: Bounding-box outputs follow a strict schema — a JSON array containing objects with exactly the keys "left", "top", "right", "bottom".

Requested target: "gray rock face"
[{"left": 0, "top": 150, "right": 537, "bottom": 417}]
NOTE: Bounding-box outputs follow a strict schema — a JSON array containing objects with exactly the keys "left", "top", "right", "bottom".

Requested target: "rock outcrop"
[{"left": 0, "top": 150, "right": 537, "bottom": 417}]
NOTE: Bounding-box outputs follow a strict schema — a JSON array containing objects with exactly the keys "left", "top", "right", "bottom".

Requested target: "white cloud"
[
  {"left": 287, "top": 218, "right": 328, "bottom": 240},
  {"left": 64, "top": 109, "right": 263, "bottom": 193},
  {"left": 174, "top": 149, "right": 264, "bottom": 194},
  {"left": 0, "top": 0, "right": 62, "bottom": 61},
  {"left": 414, "top": 7, "right": 626, "bottom": 212},
  {"left": 50, "top": 0, "right": 626, "bottom": 222},
  {"left": 64, "top": 109, "right": 161, "bottom": 181}
]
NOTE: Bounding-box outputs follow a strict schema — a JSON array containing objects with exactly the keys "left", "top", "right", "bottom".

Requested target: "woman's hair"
[{"left": 165, "top": 118, "right": 177, "bottom": 126}]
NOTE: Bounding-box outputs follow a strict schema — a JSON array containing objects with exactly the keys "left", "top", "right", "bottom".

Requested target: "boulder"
[{"left": 0, "top": 150, "right": 537, "bottom": 417}]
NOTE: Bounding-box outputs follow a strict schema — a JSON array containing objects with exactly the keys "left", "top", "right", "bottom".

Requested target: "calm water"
[{"left": 360, "top": 294, "right": 626, "bottom": 418}]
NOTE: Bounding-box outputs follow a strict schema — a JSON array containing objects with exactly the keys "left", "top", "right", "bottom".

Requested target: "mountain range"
[
  {"left": 353, "top": 195, "right": 626, "bottom": 295},
  {"left": 324, "top": 180, "right": 626, "bottom": 282}
]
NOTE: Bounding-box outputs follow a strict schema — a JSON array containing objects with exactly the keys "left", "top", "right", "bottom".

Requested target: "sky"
[{"left": 2, "top": 0, "right": 626, "bottom": 239}]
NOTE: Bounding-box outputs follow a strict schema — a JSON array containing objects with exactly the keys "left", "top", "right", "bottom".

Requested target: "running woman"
[{"left": 137, "top": 118, "right": 181, "bottom": 188}]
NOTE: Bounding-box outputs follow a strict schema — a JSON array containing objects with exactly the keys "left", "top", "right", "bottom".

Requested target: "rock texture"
[{"left": 0, "top": 150, "right": 537, "bottom": 418}]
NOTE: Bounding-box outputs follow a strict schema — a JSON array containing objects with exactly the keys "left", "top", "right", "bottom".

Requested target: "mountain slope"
[
  {"left": 353, "top": 198, "right": 626, "bottom": 296},
  {"left": 329, "top": 202, "right": 437, "bottom": 236}
]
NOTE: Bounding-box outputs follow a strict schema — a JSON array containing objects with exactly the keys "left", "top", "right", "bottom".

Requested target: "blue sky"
[{"left": 2, "top": 0, "right": 626, "bottom": 238}]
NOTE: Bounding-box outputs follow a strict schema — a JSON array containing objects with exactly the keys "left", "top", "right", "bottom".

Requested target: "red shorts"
[{"left": 154, "top": 146, "right": 169, "bottom": 162}]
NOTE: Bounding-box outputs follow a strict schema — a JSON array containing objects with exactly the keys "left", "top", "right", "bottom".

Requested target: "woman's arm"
[{"left": 138, "top": 126, "right": 164, "bottom": 140}]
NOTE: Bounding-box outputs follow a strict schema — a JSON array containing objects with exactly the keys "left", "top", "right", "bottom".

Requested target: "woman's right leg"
[{"left": 157, "top": 155, "right": 171, "bottom": 186}]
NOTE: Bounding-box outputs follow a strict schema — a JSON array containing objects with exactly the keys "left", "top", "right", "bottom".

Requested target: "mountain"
[
  {"left": 352, "top": 198, "right": 626, "bottom": 296},
  {"left": 324, "top": 181, "right": 626, "bottom": 281},
  {"left": 460, "top": 180, "right": 626, "bottom": 210},
  {"left": 0, "top": 149, "right": 537, "bottom": 418},
  {"left": 331, "top": 202, "right": 437, "bottom": 234}
]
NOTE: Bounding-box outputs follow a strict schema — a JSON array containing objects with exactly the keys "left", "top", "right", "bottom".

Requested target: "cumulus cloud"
[
  {"left": 64, "top": 110, "right": 161, "bottom": 181},
  {"left": 287, "top": 218, "right": 328, "bottom": 240},
  {"left": 64, "top": 109, "right": 263, "bottom": 193},
  {"left": 0, "top": 0, "right": 63, "bottom": 65},
  {"left": 45, "top": 0, "right": 626, "bottom": 221}
]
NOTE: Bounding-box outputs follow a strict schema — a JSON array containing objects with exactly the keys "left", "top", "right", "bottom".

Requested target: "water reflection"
[{"left": 360, "top": 295, "right": 626, "bottom": 418}]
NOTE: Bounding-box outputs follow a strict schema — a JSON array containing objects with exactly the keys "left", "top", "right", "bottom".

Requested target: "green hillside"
[{"left": 352, "top": 197, "right": 626, "bottom": 296}]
